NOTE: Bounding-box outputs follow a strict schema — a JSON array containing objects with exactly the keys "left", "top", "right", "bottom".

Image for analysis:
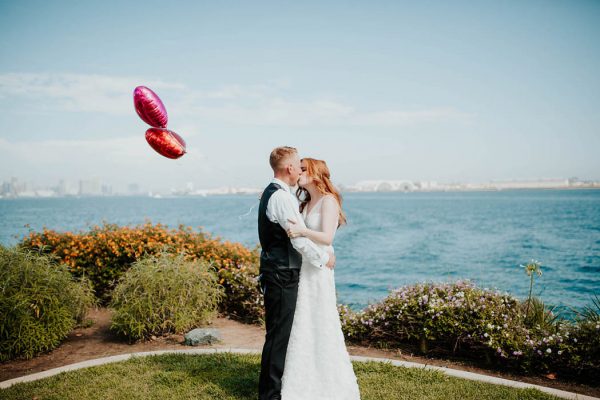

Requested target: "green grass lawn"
[{"left": 0, "top": 353, "right": 559, "bottom": 400}]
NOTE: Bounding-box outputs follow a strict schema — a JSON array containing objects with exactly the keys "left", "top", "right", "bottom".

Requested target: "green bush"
[
  {"left": 521, "top": 297, "right": 561, "bottom": 332},
  {"left": 339, "top": 281, "right": 599, "bottom": 383},
  {"left": 0, "top": 246, "right": 97, "bottom": 361},
  {"left": 340, "top": 281, "right": 523, "bottom": 355},
  {"left": 217, "top": 263, "right": 263, "bottom": 324},
  {"left": 109, "top": 253, "right": 223, "bottom": 342},
  {"left": 566, "top": 296, "right": 600, "bottom": 381}
]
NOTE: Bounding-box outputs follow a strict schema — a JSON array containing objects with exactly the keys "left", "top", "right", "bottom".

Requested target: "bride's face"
[{"left": 298, "top": 160, "right": 313, "bottom": 188}]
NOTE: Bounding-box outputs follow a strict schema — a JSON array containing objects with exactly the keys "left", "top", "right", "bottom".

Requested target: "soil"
[{"left": 1, "top": 307, "right": 598, "bottom": 398}]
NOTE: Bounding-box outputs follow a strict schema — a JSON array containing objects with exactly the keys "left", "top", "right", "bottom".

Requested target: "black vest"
[{"left": 258, "top": 182, "right": 302, "bottom": 272}]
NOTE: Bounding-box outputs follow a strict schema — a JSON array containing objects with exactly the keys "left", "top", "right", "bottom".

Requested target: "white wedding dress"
[{"left": 281, "top": 198, "right": 361, "bottom": 400}]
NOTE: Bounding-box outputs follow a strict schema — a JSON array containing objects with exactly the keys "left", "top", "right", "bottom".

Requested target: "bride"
[{"left": 281, "top": 158, "right": 361, "bottom": 400}]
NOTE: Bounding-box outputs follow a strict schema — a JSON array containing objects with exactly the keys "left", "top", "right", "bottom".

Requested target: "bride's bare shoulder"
[{"left": 322, "top": 195, "right": 339, "bottom": 209}]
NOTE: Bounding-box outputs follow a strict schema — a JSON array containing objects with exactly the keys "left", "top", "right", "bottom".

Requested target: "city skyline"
[
  {"left": 1, "top": 1, "right": 599, "bottom": 191},
  {"left": 2, "top": 174, "right": 598, "bottom": 199}
]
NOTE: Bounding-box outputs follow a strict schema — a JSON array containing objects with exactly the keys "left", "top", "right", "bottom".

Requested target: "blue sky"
[{"left": 1, "top": 0, "right": 599, "bottom": 191}]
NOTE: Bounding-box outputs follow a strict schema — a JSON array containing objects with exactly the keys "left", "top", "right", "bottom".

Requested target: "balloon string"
[{"left": 238, "top": 201, "right": 259, "bottom": 220}]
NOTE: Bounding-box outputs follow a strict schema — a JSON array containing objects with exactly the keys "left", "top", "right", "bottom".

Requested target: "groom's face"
[{"left": 289, "top": 153, "right": 302, "bottom": 185}]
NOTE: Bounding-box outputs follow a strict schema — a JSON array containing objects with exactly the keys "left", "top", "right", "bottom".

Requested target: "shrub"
[
  {"left": 0, "top": 246, "right": 97, "bottom": 361},
  {"left": 521, "top": 297, "right": 561, "bottom": 332},
  {"left": 340, "top": 281, "right": 523, "bottom": 355},
  {"left": 109, "top": 253, "right": 223, "bottom": 342},
  {"left": 217, "top": 262, "right": 263, "bottom": 324},
  {"left": 339, "top": 281, "right": 599, "bottom": 383},
  {"left": 567, "top": 296, "right": 600, "bottom": 381},
  {"left": 19, "top": 222, "right": 258, "bottom": 305}
]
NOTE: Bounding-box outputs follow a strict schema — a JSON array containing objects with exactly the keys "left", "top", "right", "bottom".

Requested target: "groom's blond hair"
[{"left": 269, "top": 146, "right": 298, "bottom": 171}]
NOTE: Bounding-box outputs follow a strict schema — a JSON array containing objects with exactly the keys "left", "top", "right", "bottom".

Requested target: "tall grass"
[
  {"left": 109, "top": 253, "right": 223, "bottom": 341},
  {"left": 0, "top": 246, "right": 97, "bottom": 361},
  {"left": 575, "top": 294, "right": 600, "bottom": 323}
]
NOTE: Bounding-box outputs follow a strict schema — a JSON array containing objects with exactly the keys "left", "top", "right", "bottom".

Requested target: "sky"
[{"left": 1, "top": 0, "right": 599, "bottom": 192}]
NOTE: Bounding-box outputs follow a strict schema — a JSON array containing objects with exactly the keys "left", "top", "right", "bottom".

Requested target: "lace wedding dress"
[{"left": 281, "top": 198, "right": 361, "bottom": 400}]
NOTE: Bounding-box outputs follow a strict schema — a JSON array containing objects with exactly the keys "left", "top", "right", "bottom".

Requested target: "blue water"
[{"left": 1, "top": 190, "right": 599, "bottom": 312}]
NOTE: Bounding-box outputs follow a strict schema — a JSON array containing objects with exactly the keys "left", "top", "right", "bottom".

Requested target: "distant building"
[
  {"left": 414, "top": 181, "right": 438, "bottom": 190},
  {"left": 351, "top": 180, "right": 416, "bottom": 192},
  {"left": 79, "top": 178, "right": 102, "bottom": 196},
  {"left": 57, "top": 179, "right": 68, "bottom": 196},
  {"left": 101, "top": 184, "right": 113, "bottom": 196},
  {"left": 1, "top": 181, "right": 13, "bottom": 197},
  {"left": 127, "top": 183, "right": 141, "bottom": 195},
  {"left": 488, "top": 179, "right": 569, "bottom": 190}
]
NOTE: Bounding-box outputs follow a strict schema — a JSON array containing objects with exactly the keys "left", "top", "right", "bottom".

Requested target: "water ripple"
[{"left": 2, "top": 189, "right": 599, "bottom": 312}]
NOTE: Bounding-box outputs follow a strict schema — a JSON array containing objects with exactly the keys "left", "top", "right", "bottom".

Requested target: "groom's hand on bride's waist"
[{"left": 326, "top": 251, "right": 335, "bottom": 269}]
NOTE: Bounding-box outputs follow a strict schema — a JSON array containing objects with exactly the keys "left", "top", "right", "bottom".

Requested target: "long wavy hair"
[{"left": 296, "top": 158, "right": 347, "bottom": 226}]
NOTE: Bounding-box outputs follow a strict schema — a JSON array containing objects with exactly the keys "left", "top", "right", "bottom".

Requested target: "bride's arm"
[{"left": 288, "top": 196, "right": 339, "bottom": 246}]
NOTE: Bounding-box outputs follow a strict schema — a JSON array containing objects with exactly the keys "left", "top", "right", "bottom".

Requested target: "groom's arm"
[{"left": 267, "top": 190, "right": 329, "bottom": 269}]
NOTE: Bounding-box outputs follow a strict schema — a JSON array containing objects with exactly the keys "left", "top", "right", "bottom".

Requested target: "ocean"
[{"left": 1, "top": 189, "right": 599, "bottom": 313}]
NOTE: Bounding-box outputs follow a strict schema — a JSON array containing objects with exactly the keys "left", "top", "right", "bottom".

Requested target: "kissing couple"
[{"left": 257, "top": 146, "right": 361, "bottom": 400}]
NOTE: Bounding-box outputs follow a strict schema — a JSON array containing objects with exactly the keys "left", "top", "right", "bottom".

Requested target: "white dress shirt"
[{"left": 266, "top": 178, "right": 329, "bottom": 269}]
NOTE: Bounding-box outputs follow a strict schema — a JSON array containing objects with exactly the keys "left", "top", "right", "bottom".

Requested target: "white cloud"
[
  {"left": 0, "top": 72, "right": 480, "bottom": 189},
  {"left": 352, "top": 107, "right": 473, "bottom": 126},
  {"left": 0, "top": 135, "right": 212, "bottom": 191},
  {"left": 0, "top": 73, "right": 185, "bottom": 115},
  {"left": 0, "top": 72, "right": 473, "bottom": 127}
]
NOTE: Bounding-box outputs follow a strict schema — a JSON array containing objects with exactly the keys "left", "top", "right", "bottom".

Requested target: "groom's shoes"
[{"left": 269, "top": 394, "right": 282, "bottom": 400}]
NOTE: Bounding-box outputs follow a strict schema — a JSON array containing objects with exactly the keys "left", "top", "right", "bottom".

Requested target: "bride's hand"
[{"left": 286, "top": 219, "right": 305, "bottom": 238}]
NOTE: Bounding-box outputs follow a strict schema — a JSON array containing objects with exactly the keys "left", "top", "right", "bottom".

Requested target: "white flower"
[
  {"left": 484, "top": 333, "right": 489, "bottom": 337},
  {"left": 546, "top": 348, "right": 552, "bottom": 354},
  {"left": 557, "top": 350, "right": 563, "bottom": 355}
]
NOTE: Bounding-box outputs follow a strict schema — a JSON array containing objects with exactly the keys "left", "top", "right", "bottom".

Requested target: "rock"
[{"left": 184, "top": 328, "right": 223, "bottom": 346}]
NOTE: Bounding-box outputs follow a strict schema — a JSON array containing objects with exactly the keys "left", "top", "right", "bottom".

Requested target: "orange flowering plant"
[{"left": 19, "top": 222, "right": 263, "bottom": 323}]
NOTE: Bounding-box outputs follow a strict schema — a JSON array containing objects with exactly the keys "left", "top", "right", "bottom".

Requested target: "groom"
[{"left": 257, "top": 146, "right": 335, "bottom": 400}]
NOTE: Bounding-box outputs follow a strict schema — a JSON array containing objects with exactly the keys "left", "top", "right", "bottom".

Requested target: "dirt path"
[{"left": 1, "top": 308, "right": 598, "bottom": 398}]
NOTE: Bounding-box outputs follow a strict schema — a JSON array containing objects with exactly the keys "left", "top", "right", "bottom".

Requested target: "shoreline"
[{"left": 1, "top": 186, "right": 600, "bottom": 200}]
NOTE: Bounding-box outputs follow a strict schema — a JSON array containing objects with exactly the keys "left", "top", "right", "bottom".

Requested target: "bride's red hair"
[{"left": 296, "top": 158, "right": 347, "bottom": 226}]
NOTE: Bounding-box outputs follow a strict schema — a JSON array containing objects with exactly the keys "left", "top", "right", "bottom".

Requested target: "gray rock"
[{"left": 184, "top": 328, "right": 223, "bottom": 346}]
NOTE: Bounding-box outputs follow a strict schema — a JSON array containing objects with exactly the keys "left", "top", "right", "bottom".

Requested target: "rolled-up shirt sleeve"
[{"left": 266, "top": 190, "right": 329, "bottom": 269}]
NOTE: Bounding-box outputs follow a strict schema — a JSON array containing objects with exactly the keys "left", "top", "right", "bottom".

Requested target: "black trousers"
[{"left": 258, "top": 268, "right": 300, "bottom": 400}]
